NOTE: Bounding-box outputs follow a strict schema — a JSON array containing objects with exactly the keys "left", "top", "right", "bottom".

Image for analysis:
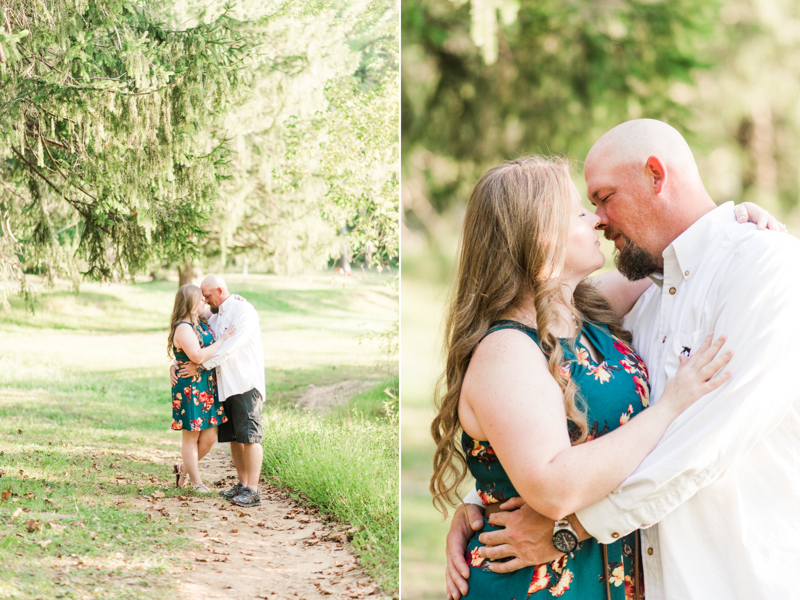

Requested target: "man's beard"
[
  {"left": 614, "top": 235, "right": 660, "bottom": 281},
  {"left": 210, "top": 305, "right": 219, "bottom": 314}
]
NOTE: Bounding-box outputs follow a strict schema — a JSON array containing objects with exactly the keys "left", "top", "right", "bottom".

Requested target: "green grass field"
[{"left": 0, "top": 273, "right": 398, "bottom": 599}]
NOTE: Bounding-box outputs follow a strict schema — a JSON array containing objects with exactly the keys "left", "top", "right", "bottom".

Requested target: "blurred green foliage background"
[{"left": 400, "top": 0, "right": 800, "bottom": 597}]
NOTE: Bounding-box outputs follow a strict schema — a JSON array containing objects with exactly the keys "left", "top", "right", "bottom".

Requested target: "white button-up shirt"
[
  {"left": 202, "top": 294, "right": 266, "bottom": 403},
  {"left": 576, "top": 203, "right": 800, "bottom": 600}
]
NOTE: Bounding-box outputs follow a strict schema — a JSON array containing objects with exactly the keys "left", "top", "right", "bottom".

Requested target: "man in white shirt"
[
  {"left": 175, "top": 274, "right": 266, "bottom": 508},
  {"left": 444, "top": 120, "right": 800, "bottom": 599}
]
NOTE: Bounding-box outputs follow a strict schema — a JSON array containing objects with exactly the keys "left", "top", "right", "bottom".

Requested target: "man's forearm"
[{"left": 568, "top": 514, "right": 591, "bottom": 542}]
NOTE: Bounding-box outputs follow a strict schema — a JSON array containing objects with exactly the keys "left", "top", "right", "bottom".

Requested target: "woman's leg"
[
  {"left": 181, "top": 430, "right": 203, "bottom": 485},
  {"left": 198, "top": 427, "right": 217, "bottom": 462}
]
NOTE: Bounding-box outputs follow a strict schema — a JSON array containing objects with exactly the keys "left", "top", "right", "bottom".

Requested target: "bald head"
[
  {"left": 586, "top": 119, "right": 699, "bottom": 180},
  {"left": 583, "top": 119, "right": 716, "bottom": 278},
  {"left": 201, "top": 274, "right": 230, "bottom": 312},
  {"left": 201, "top": 274, "right": 228, "bottom": 293}
]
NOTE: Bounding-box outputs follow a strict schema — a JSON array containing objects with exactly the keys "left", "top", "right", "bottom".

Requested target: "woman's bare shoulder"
[{"left": 467, "top": 327, "right": 550, "bottom": 385}]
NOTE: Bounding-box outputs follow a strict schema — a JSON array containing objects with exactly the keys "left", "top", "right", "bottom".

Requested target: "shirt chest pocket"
[{"left": 664, "top": 329, "right": 706, "bottom": 381}]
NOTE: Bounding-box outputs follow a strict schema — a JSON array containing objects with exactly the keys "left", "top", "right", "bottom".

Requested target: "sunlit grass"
[{"left": 262, "top": 379, "right": 399, "bottom": 591}]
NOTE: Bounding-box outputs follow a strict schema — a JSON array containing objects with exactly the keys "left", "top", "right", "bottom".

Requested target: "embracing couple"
[
  {"left": 431, "top": 119, "right": 800, "bottom": 600},
  {"left": 167, "top": 274, "right": 266, "bottom": 508}
]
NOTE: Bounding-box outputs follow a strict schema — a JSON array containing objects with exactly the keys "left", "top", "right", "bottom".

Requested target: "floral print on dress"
[
  {"left": 462, "top": 320, "right": 647, "bottom": 600},
  {"left": 529, "top": 564, "right": 550, "bottom": 594},
  {"left": 171, "top": 321, "right": 227, "bottom": 432}
]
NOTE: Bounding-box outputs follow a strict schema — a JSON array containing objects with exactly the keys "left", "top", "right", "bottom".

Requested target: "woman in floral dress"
[
  {"left": 168, "top": 284, "right": 234, "bottom": 493},
  {"left": 429, "top": 157, "right": 735, "bottom": 600}
]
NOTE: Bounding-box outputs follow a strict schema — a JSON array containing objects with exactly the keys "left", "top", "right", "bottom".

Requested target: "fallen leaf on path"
[
  {"left": 151, "top": 491, "right": 165, "bottom": 499},
  {"left": 231, "top": 529, "right": 238, "bottom": 533},
  {"left": 1, "top": 491, "right": 10, "bottom": 502},
  {"left": 48, "top": 522, "right": 65, "bottom": 532},
  {"left": 25, "top": 519, "right": 43, "bottom": 532},
  {"left": 11, "top": 508, "right": 22, "bottom": 519},
  {"left": 38, "top": 540, "right": 52, "bottom": 548}
]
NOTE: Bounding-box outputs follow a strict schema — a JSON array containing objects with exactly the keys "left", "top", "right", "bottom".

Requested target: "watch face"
[{"left": 553, "top": 529, "right": 578, "bottom": 553}]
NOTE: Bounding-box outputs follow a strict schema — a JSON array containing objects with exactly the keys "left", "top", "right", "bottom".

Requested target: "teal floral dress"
[
  {"left": 463, "top": 320, "right": 649, "bottom": 600},
  {"left": 170, "top": 321, "right": 227, "bottom": 432}
]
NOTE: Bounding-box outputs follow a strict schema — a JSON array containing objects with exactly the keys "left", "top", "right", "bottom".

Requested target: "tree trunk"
[
  {"left": 338, "top": 225, "right": 351, "bottom": 275},
  {"left": 178, "top": 262, "right": 194, "bottom": 287}
]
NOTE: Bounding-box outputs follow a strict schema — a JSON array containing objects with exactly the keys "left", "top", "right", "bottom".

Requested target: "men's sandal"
[
  {"left": 232, "top": 487, "right": 261, "bottom": 508},
  {"left": 220, "top": 481, "right": 244, "bottom": 501}
]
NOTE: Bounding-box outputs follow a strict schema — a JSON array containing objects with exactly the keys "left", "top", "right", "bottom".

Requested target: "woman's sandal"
[
  {"left": 173, "top": 463, "right": 188, "bottom": 488},
  {"left": 193, "top": 482, "right": 213, "bottom": 493}
]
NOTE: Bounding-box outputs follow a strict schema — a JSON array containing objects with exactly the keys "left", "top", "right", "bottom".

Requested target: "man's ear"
[{"left": 645, "top": 156, "right": 666, "bottom": 194}]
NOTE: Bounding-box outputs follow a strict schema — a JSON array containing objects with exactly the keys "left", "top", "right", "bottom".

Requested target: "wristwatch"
[{"left": 552, "top": 519, "right": 579, "bottom": 554}]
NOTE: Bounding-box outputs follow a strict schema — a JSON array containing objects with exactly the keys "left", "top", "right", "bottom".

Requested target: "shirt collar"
[
  {"left": 663, "top": 201, "right": 734, "bottom": 280},
  {"left": 648, "top": 271, "right": 664, "bottom": 288}
]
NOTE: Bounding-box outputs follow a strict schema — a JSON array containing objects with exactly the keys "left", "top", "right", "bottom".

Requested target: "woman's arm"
[
  {"left": 458, "top": 330, "right": 731, "bottom": 521},
  {"left": 173, "top": 323, "right": 235, "bottom": 365}
]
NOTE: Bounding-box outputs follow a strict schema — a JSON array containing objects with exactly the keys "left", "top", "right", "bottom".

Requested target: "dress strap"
[{"left": 482, "top": 319, "right": 540, "bottom": 343}]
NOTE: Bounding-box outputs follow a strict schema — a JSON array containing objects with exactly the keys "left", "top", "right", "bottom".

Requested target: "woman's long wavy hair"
[
  {"left": 168, "top": 284, "right": 207, "bottom": 358},
  {"left": 430, "top": 156, "right": 633, "bottom": 516}
]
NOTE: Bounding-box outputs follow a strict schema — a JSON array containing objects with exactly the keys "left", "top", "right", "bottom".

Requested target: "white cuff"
[
  {"left": 463, "top": 488, "right": 482, "bottom": 506},
  {"left": 575, "top": 495, "right": 640, "bottom": 544}
]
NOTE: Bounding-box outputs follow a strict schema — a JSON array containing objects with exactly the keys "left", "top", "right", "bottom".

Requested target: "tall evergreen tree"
[{"left": 0, "top": 0, "right": 252, "bottom": 305}]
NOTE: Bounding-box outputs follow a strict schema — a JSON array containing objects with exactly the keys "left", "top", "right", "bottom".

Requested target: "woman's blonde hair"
[
  {"left": 167, "top": 284, "right": 206, "bottom": 358},
  {"left": 429, "top": 156, "right": 632, "bottom": 515}
]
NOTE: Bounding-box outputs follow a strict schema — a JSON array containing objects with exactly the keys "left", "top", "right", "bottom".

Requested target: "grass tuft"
[{"left": 261, "top": 379, "right": 399, "bottom": 591}]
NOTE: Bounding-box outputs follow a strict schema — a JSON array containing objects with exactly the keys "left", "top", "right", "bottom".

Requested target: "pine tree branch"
[{"left": 10, "top": 145, "right": 91, "bottom": 219}]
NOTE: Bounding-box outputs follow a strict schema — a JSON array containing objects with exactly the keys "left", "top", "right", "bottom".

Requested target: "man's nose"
[{"left": 593, "top": 207, "right": 608, "bottom": 230}]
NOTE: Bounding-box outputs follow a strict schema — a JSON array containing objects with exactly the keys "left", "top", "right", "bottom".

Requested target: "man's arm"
[
  {"left": 471, "top": 235, "right": 800, "bottom": 566},
  {"left": 201, "top": 304, "right": 258, "bottom": 370},
  {"left": 577, "top": 236, "right": 800, "bottom": 542}
]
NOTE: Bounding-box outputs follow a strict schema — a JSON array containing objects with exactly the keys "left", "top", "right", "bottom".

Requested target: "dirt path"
[{"left": 139, "top": 443, "right": 386, "bottom": 600}]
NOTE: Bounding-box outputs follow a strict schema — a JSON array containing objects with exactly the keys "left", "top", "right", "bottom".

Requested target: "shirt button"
[
  {"left": 647, "top": 547, "right": 654, "bottom": 555},
  {"left": 669, "top": 287, "right": 676, "bottom": 295},
  {"left": 662, "top": 336, "right": 666, "bottom": 343},
  {"left": 611, "top": 533, "right": 620, "bottom": 539},
  {"left": 684, "top": 270, "right": 690, "bottom": 276}
]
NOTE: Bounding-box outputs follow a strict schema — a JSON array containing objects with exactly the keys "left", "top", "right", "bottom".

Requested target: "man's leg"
[
  {"left": 240, "top": 442, "right": 263, "bottom": 489},
  {"left": 229, "top": 440, "right": 247, "bottom": 484},
  {"left": 230, "top": 389, "right": 263, "bottom": 507},
  {"left": 217, "top": 404, "right": 245, "bottom": 500}
]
